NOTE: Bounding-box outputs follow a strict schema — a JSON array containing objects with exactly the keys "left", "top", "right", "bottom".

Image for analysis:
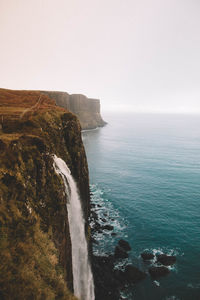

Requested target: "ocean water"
[{"left": 82, "top": 113, "right": 200, "bottom": 300}]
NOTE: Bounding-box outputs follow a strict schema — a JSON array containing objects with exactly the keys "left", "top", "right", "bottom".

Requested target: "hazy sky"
[{"left": 1, "top": 0, "right": 200, "bottom": 113}]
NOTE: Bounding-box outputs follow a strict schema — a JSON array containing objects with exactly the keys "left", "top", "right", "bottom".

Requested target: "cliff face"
[
  {"left": 40, "top": 91, "right": 106, "bottom": 130},
  {"left": 0, "top": 89, "right": 90, "bottom": 299}
]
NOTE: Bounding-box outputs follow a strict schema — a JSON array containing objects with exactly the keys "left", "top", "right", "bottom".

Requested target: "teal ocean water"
[{"left": 82, "top": 113, "right": 200, "bottom": 300}]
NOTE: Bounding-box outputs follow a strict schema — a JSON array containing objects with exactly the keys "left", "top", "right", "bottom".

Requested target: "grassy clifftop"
[{"left": 0, "top": 89, "right": 90, "bottom": 299}]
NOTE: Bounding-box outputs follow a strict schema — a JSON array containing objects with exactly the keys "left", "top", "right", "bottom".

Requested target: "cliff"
[
  {"left": 39, "top": 91, "right": 107, "bottom": 130},
  {"left": 0, "top": 88, "right": 91, "bottom": 299}
]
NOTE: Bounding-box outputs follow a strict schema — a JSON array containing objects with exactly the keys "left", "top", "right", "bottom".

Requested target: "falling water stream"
[{"left": 53, "top": 155, "right": 95, "bottom": 300}]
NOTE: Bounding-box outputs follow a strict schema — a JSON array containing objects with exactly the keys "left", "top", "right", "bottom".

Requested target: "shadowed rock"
[
  {"left": 141, "top": 252, "right": 155, "bottom": 261},
  {"left": 156, "top": 254, "right": 176, "bottom": 266},
  {"left": 111, "top": 232, "right": 117, "bottom": 236},
  {"left": 114, "top": 245, "right": 129, "bottom": 259},
  {"left": 101, "top": 218, "right": 107, "bottom": 223},
  {"left": 118, "top": 239, "right": 131, "bottom": 251},
  {"left": 102, "top": 224, "right": 114, "bottom": 231},
  {"left": 149, "top": 266, "right": 170, "bottom": 278},
  {"left": 92, "top": 255, "right": 121, "bottom": 300},
  {"left": 124, "top": 265, "right": 147, "bottom": 283}
]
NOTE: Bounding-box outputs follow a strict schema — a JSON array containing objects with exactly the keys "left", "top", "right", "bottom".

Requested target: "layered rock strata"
[
  {"left": 40, "top": 91, "right": 106, "bottom": 130},
  {"left": 0, "top": 88, "right": 91, "bottom": 299}
]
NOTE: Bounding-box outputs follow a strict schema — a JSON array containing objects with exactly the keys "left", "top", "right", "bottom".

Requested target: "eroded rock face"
[
  {"left": 40, "top": 91, "right": 107, "bottom": 130},
  {"left": 0, "top": 88, "right": 90, "bottom": 299}
]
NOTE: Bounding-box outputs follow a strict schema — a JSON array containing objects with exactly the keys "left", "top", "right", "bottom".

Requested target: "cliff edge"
[
  {"left": 0, "top": 88, "right": 91, "bottom": 299},
  {"left": 40, "top": 91, "right": 107, "bottom": 130}
]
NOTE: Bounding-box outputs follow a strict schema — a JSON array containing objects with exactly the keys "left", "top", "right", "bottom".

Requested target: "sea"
[{"left": 82, "top": 112, "right": 200, "bottom": 300}]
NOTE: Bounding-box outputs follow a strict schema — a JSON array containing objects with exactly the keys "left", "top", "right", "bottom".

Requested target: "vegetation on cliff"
[{"left": 0, "top": 89, "right": 90, "bottom": 299}]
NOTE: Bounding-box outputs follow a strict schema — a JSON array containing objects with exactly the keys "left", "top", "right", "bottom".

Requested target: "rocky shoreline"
[{"left": 90, "top": 193, "right": 177, "bottom": 300}]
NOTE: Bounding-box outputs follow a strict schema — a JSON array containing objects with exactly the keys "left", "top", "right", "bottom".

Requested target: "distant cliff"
[
  {"left": 0, "top": 88, "right": 91, "bottom": 299},
  {"left": 40, "top": 91, "right": 107, "bottom": 130}
]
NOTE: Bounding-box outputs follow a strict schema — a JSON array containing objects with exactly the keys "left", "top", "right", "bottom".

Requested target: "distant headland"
[{"left": 40, "top": 90, "right": 107, "bottom": 130}]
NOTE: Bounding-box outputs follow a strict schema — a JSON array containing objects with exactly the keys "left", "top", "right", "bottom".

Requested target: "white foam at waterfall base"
[{"left": 53, "top": 155, "right": 94, "bottom": 300}]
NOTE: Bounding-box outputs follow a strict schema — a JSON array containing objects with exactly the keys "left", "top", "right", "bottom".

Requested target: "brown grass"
[{"left": 0, "top": 88, "right": 66, "bottom": 122}]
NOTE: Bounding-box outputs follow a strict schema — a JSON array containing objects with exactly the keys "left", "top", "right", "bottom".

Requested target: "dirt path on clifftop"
[{"left": 20, "top": 95, "right": 42, "bottom": 119}]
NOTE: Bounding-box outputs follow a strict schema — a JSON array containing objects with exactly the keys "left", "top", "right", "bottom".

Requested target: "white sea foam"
[
  {"left": 120, "top": 290, "right": 135, "bottom": 300},
  {"left": 153, "top": 280, "right": 160, "bottom": 287}
]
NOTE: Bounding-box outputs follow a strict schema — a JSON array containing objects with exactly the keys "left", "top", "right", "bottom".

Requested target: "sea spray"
[{"left": 53, "top": 155, "right": 95, "bottom": 300}]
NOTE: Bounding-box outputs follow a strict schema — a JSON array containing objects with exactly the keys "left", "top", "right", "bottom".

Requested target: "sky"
[{"left": 0, "top": 0, "right": 200, "bottom": 113}]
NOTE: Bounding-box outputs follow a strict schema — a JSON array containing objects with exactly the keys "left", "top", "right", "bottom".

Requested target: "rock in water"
[
  {"left": 141, "top": 252, "right": 155, "bottom": 261},
  {"left": 149, "top": 266, "right": 170, "bottom": 278},
  {"left": 114, "top": 245, "right": 129, "bottom": 259},
  {"left": 92, "top": 255, "right": 121, "bottom": 300},
  {"left": 101, "top": 218, "right": 107, "bottom": 223},
  {"left": 102, "top": 224, "right": 114, "bottom": 231},
  {"left": 124, "top": 265, "right": 147, "bottom": 283},
  {"left": 156, "top": 254, "right": 176, "bottom": 266},
  {"left": 111, "top": 232, "right": 117, "bottom": 236},
  {"left": 118, "top": 239, "right": 131, "bottom": 251}
]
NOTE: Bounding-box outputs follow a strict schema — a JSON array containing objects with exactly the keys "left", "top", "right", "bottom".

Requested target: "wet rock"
[
  {"left": 111, "top": 232, "right": 117, "bottom": 236},
  {"left": 118, "top": 239, "right": 131, "bottom": 251},
  {"left": 156, "top": 254, "right": 176, "bottom": 266},
  {"left": 114, "top": 265, "right": 146, "bottom": 285},
  {"left": 149, "top": 266, "right": 170, "bottom": 278},
  {"left": 93, "top": 221, "right": 101, "bottom": 229},
  {"left": 91, "top": 211, "right": 98, "bottom": 221},
  {"left": 141, "top": 252, "right": 154, "bottom": 261},
  {"left": 124, "top": 265, "right": 147, "bottom": 283},
  {"left": 91, "top": 237, "right": 99, "bottom": 245},
  {"left": 113, "top": 269, "right": 126, "bottom": 286},
  {"left": 114, "top": 245, "right": 128, "bottom": 259},
  {"left": 92, "top": 255, "right": 121, "bottom": 300},
  {"left": 102, "top": 224, "right": 114, "bottom": 231},
  {"left": 103, "top": 213, "right": 108, "bottom": 217},
  {"left": 101, "top": 218, "right": 107, "bottom": 223},
  {"left": 92, "top": 222, "right": 103, "bottom": 233}
]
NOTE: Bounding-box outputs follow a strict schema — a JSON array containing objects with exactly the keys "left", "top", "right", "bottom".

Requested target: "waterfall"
[{"left": 53, "top": 155, "right": 95, "bottom": 300}]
